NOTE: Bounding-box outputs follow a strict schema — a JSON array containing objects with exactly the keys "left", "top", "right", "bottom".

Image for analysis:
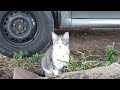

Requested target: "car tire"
[{"left": 0, "top": 11, "right": 54, "bottom": 57}]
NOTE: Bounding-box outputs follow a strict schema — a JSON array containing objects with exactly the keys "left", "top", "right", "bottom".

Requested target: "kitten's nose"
[{"left": 58, "top": 39, "right": 63, "bottom": 44}]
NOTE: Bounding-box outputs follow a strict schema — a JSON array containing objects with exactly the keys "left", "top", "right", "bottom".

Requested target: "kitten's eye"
[
  {"left": 64, "top": 43, "right": 68, "bottom": 46},
  {"left": 53, "top": 67, "right": 55, "bottom": 69}
]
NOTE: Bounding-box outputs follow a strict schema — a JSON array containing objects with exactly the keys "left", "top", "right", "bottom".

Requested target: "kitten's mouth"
[{"left": 57, "top": 60, "right": 69, "bottom": 63}]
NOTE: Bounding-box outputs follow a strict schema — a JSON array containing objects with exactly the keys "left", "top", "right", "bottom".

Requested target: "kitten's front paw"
[{"left": 53, "top": 69, "right": 60, "bottom": 76}]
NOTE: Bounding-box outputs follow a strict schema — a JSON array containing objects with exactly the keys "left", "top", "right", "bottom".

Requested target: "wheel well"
[{"left": 51, "top": 11, "right": 60, "bottom": 29}]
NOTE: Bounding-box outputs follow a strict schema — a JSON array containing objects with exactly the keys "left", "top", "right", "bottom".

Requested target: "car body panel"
[
  {"left": 72, "top": 11, "right": 120, "bottom": 19},
  {"left": 59, "top": 11, "right": 120, "bottom": 30}
]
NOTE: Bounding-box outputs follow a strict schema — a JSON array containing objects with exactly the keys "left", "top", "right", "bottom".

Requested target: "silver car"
[{"left": 0, "top": 11, "right": 120, "bottom": 57}]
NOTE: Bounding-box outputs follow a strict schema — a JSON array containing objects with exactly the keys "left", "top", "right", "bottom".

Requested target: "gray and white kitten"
[{"left": 41, "top": 32, "right": 70, "bottom": 77}]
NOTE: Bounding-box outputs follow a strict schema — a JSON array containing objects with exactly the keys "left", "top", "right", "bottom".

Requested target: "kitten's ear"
[
  {"left": 63, "top": 32, "right": 69, "bottom": 40},
  {"left": 52, "top": 32, "right": 58, "bottom": 40}
]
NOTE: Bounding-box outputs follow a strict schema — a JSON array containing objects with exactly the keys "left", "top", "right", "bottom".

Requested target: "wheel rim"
[{"left": 2, "top": 11, "right": 37, "bottom": 44}]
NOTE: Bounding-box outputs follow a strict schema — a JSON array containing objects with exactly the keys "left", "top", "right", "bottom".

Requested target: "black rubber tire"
[{"left": 0, "top": 11, "right": 54, "bottom": 57}]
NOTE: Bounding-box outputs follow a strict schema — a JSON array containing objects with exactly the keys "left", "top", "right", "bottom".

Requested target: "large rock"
[
  {"left": 13, "top": 67, "right": 47, "bottom": 79},
  {"left": 56, "top": 62, "right": 120, "bottom": 79},
  {"left": 13, "top": 62, "right": 120, "bottom": 79}
]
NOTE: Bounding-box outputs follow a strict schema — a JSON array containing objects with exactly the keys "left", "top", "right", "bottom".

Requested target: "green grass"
[
  {"left": 0, "top": 51, "right": 43, "bottom": 79},
  {"left": 1, "top": 43, "right": 120, "bottom": 79},
  {"left": 11, "top": 43, "right": 119, "bottom": 73},
  {"left": 104, "top": 44, "right": 118, "bottom": 66},
  {"left": 10, "top": 51, "right": 43, "bottom": 70},
  {"left": 64, "top": 43, "right": 120, "bottom": 72}
]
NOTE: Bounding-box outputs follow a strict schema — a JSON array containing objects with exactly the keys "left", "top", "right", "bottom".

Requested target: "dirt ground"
[
  {"left": 1, "top": 29, "right": 120, "bottom": 79},
  {"left": 55, "top": 29, "right": 120, "bottom": 54}
]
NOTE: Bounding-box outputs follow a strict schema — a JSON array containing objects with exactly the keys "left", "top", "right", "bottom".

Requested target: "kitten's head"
[{"left": 52, "top": 32, "right": 69, "bottom": 45}]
